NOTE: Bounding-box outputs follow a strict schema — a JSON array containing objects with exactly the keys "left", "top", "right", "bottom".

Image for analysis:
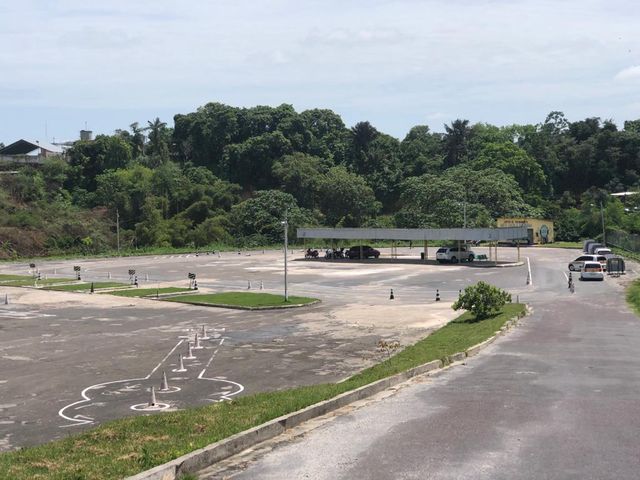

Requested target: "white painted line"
[
  {"left": 147, "top": 340, "right": 184, "bottom": 378},
  {"left": 526, "top": 256, "right": 533, "bottom": 287},
  {"left": 562, "top": 272, "right": 569, "bottom": 282}
]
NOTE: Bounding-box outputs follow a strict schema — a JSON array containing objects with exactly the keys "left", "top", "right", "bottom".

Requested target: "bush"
[{"left": 452, "top": 281, "right": 511, "bottom": 320}]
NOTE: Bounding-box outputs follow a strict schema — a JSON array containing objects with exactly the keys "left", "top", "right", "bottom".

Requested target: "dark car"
[{"left": 347, "top": 245, "right": 380, "bottom": 259}]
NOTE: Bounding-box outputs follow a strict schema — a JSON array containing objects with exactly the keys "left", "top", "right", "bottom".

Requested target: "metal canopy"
[{"left": 297, "top": 227, "right": 528, "bottom": 242}]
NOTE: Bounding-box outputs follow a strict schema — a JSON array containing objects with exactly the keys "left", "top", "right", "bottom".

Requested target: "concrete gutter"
[{"left": 126, "top": 309, "right": 526, "bottom": 480}]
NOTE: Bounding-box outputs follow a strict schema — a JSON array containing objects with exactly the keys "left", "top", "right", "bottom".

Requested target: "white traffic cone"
[
  {"left": 201, "top": 325, "right": 211, "bottom": 340},
  {"left": 194, "top": 332, "right": 203, "bottom": 349},
  {"left": 160, "top": 371, "right": 169, "bottom": 392},
  {"left": 184, "top": 342, "right": 196, "bottom": 360},
  {"left": 174, "top": 353, "right": 187, "bottom": 372},
  {"left": 148, "top": 386, "right": 157, "bottom": 407}
]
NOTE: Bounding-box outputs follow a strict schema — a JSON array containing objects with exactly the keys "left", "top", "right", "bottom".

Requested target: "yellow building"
[{"left": 497, "top": 217, "right": 554, "bottom": 244}]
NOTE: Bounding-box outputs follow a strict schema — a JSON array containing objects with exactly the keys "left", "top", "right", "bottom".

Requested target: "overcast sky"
[{"left": 1, "top": 0, "right": 639, "bottom": 144}]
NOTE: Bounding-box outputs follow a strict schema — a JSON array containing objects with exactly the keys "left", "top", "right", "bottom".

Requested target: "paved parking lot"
[{"left": 0, "top": 246, "right": 624, "bottom": 451}]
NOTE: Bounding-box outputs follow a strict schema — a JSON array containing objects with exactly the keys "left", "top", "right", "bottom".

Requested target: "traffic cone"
[
  {"left": 160, "top": 371, "right": 169, "bottom": 392},
  {"left": 90, "top": 282, "right": 94, "bottom": 294},
  {"left": 436, "top": 289, "right": 441, "bottom": 302},
  {"left": 148, "top": 386, "right": 157, "bottom": 407},
  {"left": 4, "top": 294, "right": 7, "bottom": 305},
  {"left": 389, "top": 288, "right": 394, "bottom": 300},
  {"left": 185, "top": 342, "right": 196, "bottom": 360},
  {"left": 201, "top": 325, "right": 210, "bottom": 340},
  {"left": 247, "top": 280, "right": 251, "bottom": 290},
  {"left": 174, "top": 353, "right": 187, "bottom": 372},
  {"left": 260, "top": 281, "right": 264, "bottom": 290},
  {"left": 194, "top": 332, "right": 203, "bottom": 349}
]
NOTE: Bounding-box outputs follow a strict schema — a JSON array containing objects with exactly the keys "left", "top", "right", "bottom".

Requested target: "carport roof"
[{"left": 297, "top": 227, "right": 528, "bottom": 242}]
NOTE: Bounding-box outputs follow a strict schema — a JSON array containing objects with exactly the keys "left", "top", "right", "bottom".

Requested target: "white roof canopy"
[{"left": 297, "top": 227, "right": 528, "bottom": 242}]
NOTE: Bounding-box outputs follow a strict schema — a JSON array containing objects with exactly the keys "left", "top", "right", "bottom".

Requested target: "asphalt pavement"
[{"left": 203, "top": 249, "right": 640, "bottom": 480}]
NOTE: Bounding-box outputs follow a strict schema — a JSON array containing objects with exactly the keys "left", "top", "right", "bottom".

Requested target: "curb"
[
  {"left": 162, "top": 299, "right": 321, "bottom": 311},
  {"left": 126, "top": 309, "right": 527, "bottom": 480}
]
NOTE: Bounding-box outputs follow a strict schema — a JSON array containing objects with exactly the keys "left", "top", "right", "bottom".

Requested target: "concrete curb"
[
  {"left": 162, "top": 299, "right": 321, "bottom": 311},
  {"left": 126, "top": 308, "right": 527, "bottom": 480}
]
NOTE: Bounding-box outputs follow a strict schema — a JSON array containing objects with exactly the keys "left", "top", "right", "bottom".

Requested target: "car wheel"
[
  {"left": 568, "top": 264, "right": 575, "bottom": 271},
  {"left": 468, "top": 255, "right": 474, "bottom": 262},
  {"left": 374, "top": 254, "right": 379, "bottom": 259},
  {"left": 451, "top": 256, "right": 458, "bottom": 263}
]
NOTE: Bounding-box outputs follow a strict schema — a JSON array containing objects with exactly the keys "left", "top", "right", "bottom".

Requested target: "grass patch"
[
  {"left": 44, "top": 282, "right": 128, "bottom": 292},
  {"left": 536, "top": 241, "right": 582, "bottom": 249},
  {"left": 0, "top": 277, "right": 76, "bottom": 287},
  {"left": 626, "top": 279, "right": 640, "bottom": 316},
  {"left": 0, "top": 274, "right": 34, "bottom": 282},
  {"left": 164, "top": 291, "right": 317, "bottom": 308},
  {"left": 0, "top": 303, "right": 525, "bottom": 479},
  {"left": 104, "top": 287, "right": 191, "bottom": 298}
]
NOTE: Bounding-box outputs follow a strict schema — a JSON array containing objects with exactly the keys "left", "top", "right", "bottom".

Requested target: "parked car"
[
  {"left": 568, "top": 254, "right": 608, "bottom": 271},
  {"left": 580, "top": 261, "right": 604, "bottom": 281},
  {"left": 594, "top": 247, "right": 613, "bottom": 257},
  {"left": 436, "top": 246, "right": 475, "bottom": 263},
  {"left": 346, "top": 245, "right": 380, "bottom": 259}
]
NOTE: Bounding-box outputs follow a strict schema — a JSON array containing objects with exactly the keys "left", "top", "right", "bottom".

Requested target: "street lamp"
[
  {"left": 281, "top": 215, "right": 289, "bottom": 302},
  {"left": 590, "top": 202, "right": 606, "bottom": 245},
  {"left": 600, "top": 201, "right": 606, "bottom": 245}
]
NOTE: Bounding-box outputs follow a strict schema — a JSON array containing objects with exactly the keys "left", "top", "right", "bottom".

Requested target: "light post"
[
  {"left": 600, "top": 201, "right": 606, "bottom": 245},
  {"left": 281, "top": 215, "right": 289, "bottom": 302}
]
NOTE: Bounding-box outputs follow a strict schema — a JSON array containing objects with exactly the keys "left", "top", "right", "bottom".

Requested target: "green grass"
[
  {"left": 536, "top": 241, "right": 582, "bottom": 249},
  {"left": 164, "top": 291, "right": 317, "bottom": 308},
  {"left": 103, "top": 287, "right": 191, "bottom": 298},
  {"left": 0, "top": 277, "right": 76, "bottom": 287},
  {"left": 0, "top": 274, "right": 34, "bottom": 282},
  {"left": 43, "top": 282, "right": 129, "bottom": 292},
  {"left": 626, "top": 279, "right": 640, "bottom": 316},
  {"left": 0, "top": 303, "right": 525, "bottom": 480}
]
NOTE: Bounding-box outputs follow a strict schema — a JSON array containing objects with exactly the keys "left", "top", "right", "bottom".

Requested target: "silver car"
[{"left": 568, "top": 254, "right": 607, "bottom": 271}]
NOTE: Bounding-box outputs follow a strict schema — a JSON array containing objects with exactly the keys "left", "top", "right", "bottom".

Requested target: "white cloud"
[
  {"left": 615, "top": 66, "right": 640, "bottom": 81},
  {"left": 1, "top": 0, "right": 640, "bottom": 141}
]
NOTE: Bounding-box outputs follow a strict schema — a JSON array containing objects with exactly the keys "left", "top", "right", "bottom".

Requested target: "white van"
[{"left": 580, "top": 261, "right": 604, "bottom": 281}]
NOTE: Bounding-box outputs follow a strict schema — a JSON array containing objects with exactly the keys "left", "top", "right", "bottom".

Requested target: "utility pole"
[
  {"left": 116, "top": 208, "right": 121, "bottom": 255},
  {"left": 282, "top": 213, "right": 289, "bottom": 302}
]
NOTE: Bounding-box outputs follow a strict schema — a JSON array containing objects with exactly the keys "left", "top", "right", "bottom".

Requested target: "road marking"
[{"left": 526, "top": 256, "right": 533, "bottom": 287}]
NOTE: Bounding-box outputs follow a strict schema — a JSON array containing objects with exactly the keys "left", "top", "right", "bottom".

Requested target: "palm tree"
[{"left": 147, "top": 117, "right": 168, "bottom": 159}]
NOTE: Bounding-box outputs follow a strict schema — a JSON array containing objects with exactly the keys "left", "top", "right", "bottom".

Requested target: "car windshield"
[{"left": 436, "top": 248, "right": 447, "bottom": 253}]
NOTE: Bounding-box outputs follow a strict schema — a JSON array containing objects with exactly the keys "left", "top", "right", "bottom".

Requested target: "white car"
[
  {"left": 436, "top": 246, "right": 475, "bottom": 263},
  {"left": 580, "top": 261, "right": 604, "bottom": 281},
  {"left": 568, "top": 254, "right": 607, "bottom": 271},
  {"left": 594, "top": 247, "right": 613, "bottom": 256}
]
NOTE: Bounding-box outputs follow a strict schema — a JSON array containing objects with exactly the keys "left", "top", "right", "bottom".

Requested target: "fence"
[{"left": 608, "top": 230, "right": 640, "bottom": 253}]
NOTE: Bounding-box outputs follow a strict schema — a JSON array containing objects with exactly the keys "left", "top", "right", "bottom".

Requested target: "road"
[
  {"left": 201, "top": 249, "right": 640, "bottom": 480},
  {"left": 0, "top": 246, "right": 527, "bottom": 450}
]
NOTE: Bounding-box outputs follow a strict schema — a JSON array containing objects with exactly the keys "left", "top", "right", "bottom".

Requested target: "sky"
[{"left": 1, "top": 0, "right": 639, "bottom": 144}]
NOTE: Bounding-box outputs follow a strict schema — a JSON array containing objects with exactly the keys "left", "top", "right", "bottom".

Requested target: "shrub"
[{"left": 452, "top": 281, "right": 511, "bottom": 320}]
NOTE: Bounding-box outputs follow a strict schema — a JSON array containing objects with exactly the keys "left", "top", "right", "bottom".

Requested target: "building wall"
[{"left": 496, "top": 218, "right": 555, "bottom": 244}]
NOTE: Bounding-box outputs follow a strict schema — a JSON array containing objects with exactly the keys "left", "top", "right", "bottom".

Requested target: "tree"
[
  {"left": 452, "top": 282, "right": 511, "bottom": 320},
  {"left": 272, "top": 153, "right": 328, "bottom": 209},
  {"left": 472, "top": 142, "right": 547, "bottom": 194},
  {"left": 443, "top": 119, "right": 472, "bottom": 168},
  {"left": 317, "top": 166, "right": 381, "bottom": 226},
  {"left": 230, "top": 190, "right": 315, "bottom": 243},
  {"left": 146, "top": 117, "right": 170, "bottom": 164},
  {"left": 223, "top": 131, "right": 292, "bottom": 190},
  {"left": 399, "top": 125, "right": 444, "bottom": 176}
]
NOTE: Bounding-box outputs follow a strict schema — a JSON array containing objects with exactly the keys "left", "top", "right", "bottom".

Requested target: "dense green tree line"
[{"left": 2, "top": 104, "right": 640, "bottom": 257}]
